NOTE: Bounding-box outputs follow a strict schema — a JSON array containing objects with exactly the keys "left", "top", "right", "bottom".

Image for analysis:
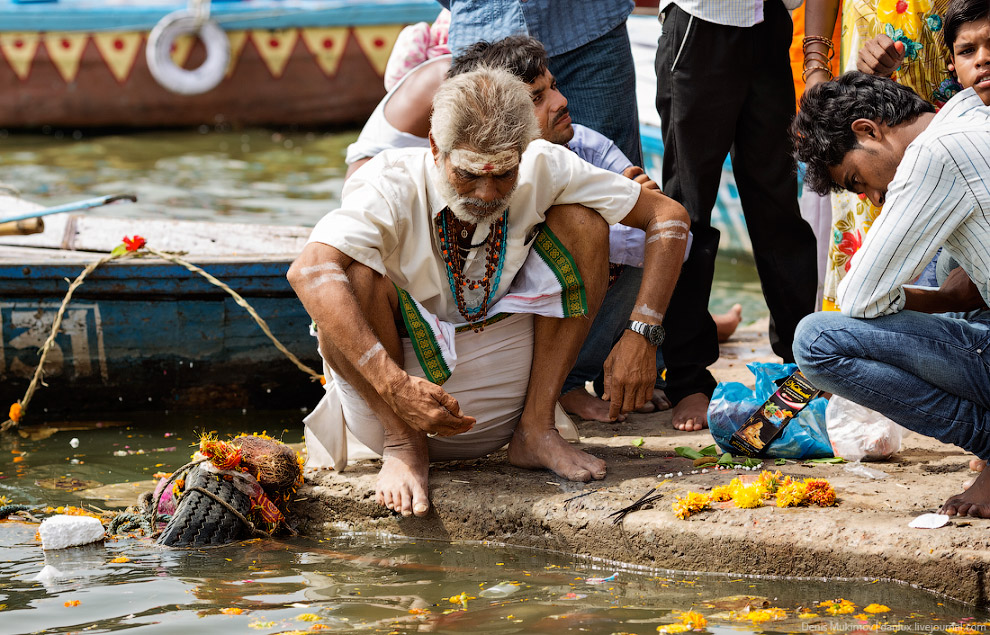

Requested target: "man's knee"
[
  {"left": 792, "top": 312, "right": 851, "bottom": 380},
  {"left": 545, "top": 204, "right": 609, "bottom": 250}
]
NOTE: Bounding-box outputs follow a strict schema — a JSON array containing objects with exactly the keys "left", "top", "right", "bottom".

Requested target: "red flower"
[{"left": 122, "top": 235, "right": 146, "bottom": 251}]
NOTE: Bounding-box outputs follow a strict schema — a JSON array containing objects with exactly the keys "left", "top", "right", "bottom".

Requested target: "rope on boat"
[{"left": 2, "top": 240, "right": 322, "bottom": 431}]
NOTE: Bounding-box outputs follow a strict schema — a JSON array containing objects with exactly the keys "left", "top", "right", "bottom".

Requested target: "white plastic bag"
[{"left": 825, "top": 396, "right": 906, "bottom": 461}]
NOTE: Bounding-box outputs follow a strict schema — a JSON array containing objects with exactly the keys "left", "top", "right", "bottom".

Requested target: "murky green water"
[{"left": 0, "top": 129, "right": 911, "bottom": 634}]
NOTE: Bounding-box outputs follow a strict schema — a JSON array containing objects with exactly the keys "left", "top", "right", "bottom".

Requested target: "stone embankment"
[{"left": 293, "top": 320, "right": 990, "bottom": 607}]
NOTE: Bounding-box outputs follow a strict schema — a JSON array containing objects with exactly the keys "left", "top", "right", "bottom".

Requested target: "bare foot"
[
  {"left": 650, "top": 388, "right": 672, "bottom": 412},
  {"left": 376, "top": 437, "right": 431, "bottom": 517},
  {"left": 560, "top": 387, "right": 625, "bottom": 423},
  {"left": 970, "top": 457, "right": 986, "bottom": 472},
  {"left": 942, "top": 466, "right": 990, "bottom": 518},
  {"left": 671, "top": 392, "right": 709, "bottom": 431},
  {"left": 714, "top": 303, "right": 743, "bottom": 343},
  {"left": 508, "top": 423, "right": 607, "bottom": 482}
]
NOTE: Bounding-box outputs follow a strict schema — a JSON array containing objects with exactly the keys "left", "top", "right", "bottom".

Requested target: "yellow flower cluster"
[
  {"left": 673, "top": 492, "right": 712, "bottom": 519},
  {"left": 296, "top": 613, "right": 321, "bottom": 622},
  {"left": 732, "top": 607, "right": 787, "bottom": 624},
  {"left": 819, "top": 598, "right": 856, "bottom": 615},
  {"left": 658, "top": 610, "right": 708, "bottom": 632},
  {"left": 863, "top": 604, "right": 890, "bottom": 613},
  {"left": 671, "top": 471, "right": 837, "bottom": 519}
]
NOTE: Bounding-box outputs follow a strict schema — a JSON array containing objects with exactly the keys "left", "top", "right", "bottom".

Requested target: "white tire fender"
[{"left": 146, "top": 9, "right": 230, "bottom": 96}]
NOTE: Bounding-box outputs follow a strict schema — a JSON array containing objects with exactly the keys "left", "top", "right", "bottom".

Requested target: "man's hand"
[
  {"left": 857, "top": 35, "right": 906, "bottom": 77},
  {"left": 381, "top": 373, "right": 476, "bottom": 436},
  {"left": 601, "top": 332, "right": 657, "bottom": 421},
  {"left": 622, "top": 165, "right": 660, "bottom": 192}
]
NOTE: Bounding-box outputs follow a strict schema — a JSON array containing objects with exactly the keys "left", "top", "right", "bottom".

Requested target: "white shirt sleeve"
[
  {"left": 837, "top": 144, "right": 972, "bottom": 318},
  {"left": 306, "top": 161, "right": 406, "bottom": 276}
]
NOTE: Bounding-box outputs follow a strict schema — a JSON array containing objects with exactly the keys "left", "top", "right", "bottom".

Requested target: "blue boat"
[
  {"left": 0, "top": 194, "right": 323, "bottom": 415},
  {"left": 0, "top": 0, "right": 442, "bottom": 129}
]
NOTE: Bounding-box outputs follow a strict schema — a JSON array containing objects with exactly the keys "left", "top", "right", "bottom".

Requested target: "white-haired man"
[{"left": 289, "top": 67, "right": 689, "bottom": 517}]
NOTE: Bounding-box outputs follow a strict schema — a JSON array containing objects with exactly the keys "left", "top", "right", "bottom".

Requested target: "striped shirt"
[
  {"left": 658, "top": 0, "right": 802, "bottom": 28},
  {"left": 837, "top": 88, "right": 990, "bottom": 318},
  {"left": 438, "top": 0, "right": 634, "bottom": 58}
]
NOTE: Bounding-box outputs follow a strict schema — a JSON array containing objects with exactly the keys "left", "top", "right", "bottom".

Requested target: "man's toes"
[{"left": 971, "top": 458, "right": 987, "bottom": 472}]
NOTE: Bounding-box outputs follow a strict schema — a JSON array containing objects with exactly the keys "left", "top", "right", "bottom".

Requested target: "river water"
[{"left": 1, "top": 129, "right": 982, "bottom": 633}]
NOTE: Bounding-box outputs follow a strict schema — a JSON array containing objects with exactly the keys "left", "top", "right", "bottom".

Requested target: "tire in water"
[{"left": 156, "top": 465, "right": 252, "bottom": 547}]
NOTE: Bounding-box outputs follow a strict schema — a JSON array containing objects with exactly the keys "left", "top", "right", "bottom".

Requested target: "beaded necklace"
[{"left": 436, "top": 207, "right": 508, "bottom": 331}]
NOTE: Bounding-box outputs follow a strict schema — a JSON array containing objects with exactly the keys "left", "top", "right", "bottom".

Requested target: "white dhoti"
[{"left": 303, "top": 225, "right": 585, "bottom": 470}]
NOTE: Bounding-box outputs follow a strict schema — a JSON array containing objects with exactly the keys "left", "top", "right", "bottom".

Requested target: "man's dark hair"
[
  {"left": 943, "top": 0, "right": 990, "bottom": 51},
  {"left": 447, "top": 35, "right": 548, "bottom": 84},
  {"left": 792, "top": 71, "right": 936, "bottom": 195}
]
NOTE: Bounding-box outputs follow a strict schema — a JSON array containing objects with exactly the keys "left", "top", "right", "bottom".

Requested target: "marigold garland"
[
  {"left": 671, "top": 471, "right": 837, "bottom": 519},
  {"left": 658, "top": 610, "right": 708, "bottom": 633}
]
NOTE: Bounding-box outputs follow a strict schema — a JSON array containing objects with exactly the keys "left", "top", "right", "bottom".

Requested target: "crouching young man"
[
  {"left": 790, "top": 71, "right": 990, "bottom": 517},
  {"left": 288, "top": 68, "right": 689, "bottom": 517}
]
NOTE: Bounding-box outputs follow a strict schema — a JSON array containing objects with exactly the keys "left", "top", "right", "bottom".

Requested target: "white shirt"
[
  {"left": 658, "top": 0, "right": 802, "bottom": 28},
  {"left": 837, "top": 89, "right": 990, "bottom": 318},
  {"left": 308, "top": 140, "right": 641, "bottom": 324}
]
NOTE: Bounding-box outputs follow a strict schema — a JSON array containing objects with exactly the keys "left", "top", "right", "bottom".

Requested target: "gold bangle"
[
  {"left": 802, "top": 64, "right": 833, "bottom": 82},
  {"left": 802, "top": 35, "right": 834, "bottom": 55},
  {"left": 803, "top": 50, "right": 832, "bottom": 64}
]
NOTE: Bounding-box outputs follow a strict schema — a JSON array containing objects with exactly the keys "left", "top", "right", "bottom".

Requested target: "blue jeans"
[
  {"left": 562, "top": 266, "right": 665, "bottom": 395},
  {"left": 549, "top": 23, "right": 642, "bottom": 166},
  {"left": 793, "top": 310, "right": 990, "bottom": 460}
]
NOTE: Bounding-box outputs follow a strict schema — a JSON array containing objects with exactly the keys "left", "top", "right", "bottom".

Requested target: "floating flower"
[
  {"left": 248, "top": 621, "right": 275, "bottom": 629},
  {"left": 657, "top": 624, "right": 691, "bottom": 633},
  {"left": 864, "top": 604, "right": 890, "bottom": 613},
  {"left": 855, "top": 613, "right": 870, "bottom": 620},
  {"left": 799, "top": 611, "right": 819, "bottom": 618},
  {"left": 296, "top": 613, "right": 321, "bottom": 622},
  {"left": 675, "top": 610, "right": 708, "bottom": 630},
  {"left": 8, "top": 402, "right": 22, "bottom": 423},
  {"left": 776, "top": 480, "right": 808, "bottom": 507},
  {"left": 820, "top": 599, "right": 857, "bottom": 615},
  {"left": 804, "top": 479, "right": 837, "bottom": 507},
  {"left": 109, "top": 556, "right": 130, "bottom": 563},
  {"left": 947, "top": 627, "right": 982, "bottom": 635},
  {"left": 734, "top": 607, "right": 787, "bottom": 624},
  {"left": 64, "top": 600, "right": 81, "bottom": 607},
  {"left": 673, "top": 492, "right": 711, "bottom": 520},
  {"left": 732, "top": 483, "right": 765, "bottom": 509},
  {"left": 122, "top": 235, "right": 146, "bottom": 252}
]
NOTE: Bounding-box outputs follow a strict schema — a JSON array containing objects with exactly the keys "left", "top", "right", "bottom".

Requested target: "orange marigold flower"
[
  {"left": 64, "top": 600, "right": 81, "bottom": 607},
  {"left": 672, "top": 491, "right": 711, "bottom": 519},
  {"left": 864, "top": 604, "right": 890, "bottom": 613},
  {"left": 8, "top": 402, "right": 22, "bottom": 423},
  {"left": 122, "top": 235, "right": 146, "bottom": 252},
  {"left": 109, "top": 556, "right": 130, "bottom": 563},
  {"left": 804, "top": 479, "right": 837, "bottom": 507},
  {"left": 219, "top": 607, "right": 245, "bottom": 615}
]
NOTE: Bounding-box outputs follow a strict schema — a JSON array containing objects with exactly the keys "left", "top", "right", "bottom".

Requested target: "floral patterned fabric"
[{"left": 822, "top": 0, "right": 960, "bottom": 311}]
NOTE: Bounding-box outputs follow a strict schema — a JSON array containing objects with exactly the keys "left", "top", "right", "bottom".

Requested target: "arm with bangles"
[
  {"left": 601, "top": 185, "right": 689, "bottom": 420},
  {"left": 803, "top": 0, "right": 840, "bottom": 89},
  {"left": 287, "top": 244, "right": 473, "bottom": 436}
]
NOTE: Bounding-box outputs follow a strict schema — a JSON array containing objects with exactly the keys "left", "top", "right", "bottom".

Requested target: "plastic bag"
[
  {"left": 825, "top": 395, "right": 904, "bottom": 462},
  {"left": 708, "top": 362, "right": 832, "bottom": 459}
]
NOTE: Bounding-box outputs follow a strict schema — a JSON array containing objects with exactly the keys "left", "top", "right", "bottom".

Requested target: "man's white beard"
[{"left": 433, "top": 167, "right": 515, "bottom": 225}]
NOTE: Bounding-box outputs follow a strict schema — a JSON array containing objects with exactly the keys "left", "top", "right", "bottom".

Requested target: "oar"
[{"left": 0, "top": 193, "right": 138, "bottom": 225}]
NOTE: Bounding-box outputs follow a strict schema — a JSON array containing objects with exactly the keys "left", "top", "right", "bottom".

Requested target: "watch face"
[{"left": 647, "top": 324, "right": 664, "bottom": 346}]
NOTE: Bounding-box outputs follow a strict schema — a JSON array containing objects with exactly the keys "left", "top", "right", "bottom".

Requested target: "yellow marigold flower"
[
  {"left": 709, "top": 485, "right": 733, "bottom": 502},
  {"left": 864, "top": 604, "right": 890, "bottom": 613},
  {"left": 757, "top": 470, "right": 784, "bottom": 494},
  {"left": 657, "top": 624, "right": 691, "bottom": 633},
  {"left": 109, "top": 556, "right": 130, "bottom": 563},
  {"left": 219, "top": 607, "right": 244, "bottom": 615},
  {"left": 776, "top": 480, "right": 808, "bottom": 507},
  {"left": 672, "top": 491, "right": 711, "bottom": 519},
  {"left": 727, "top": 477, "right": 746, "bottom": 498},
  {"left": 820, "top": 599, "right": 856, "bottom": 615},
  {"left": 737, "top": 608, "right": 787, "bottom": 624},
  {"left": 64, "top": 600, "right": 80, "bottom": 607},
  {"left": 676, "top": 610, "right": 707, "bottom": 629},
  {"left": 732, "top": 483, "right": 765, "bottom": 508},
  {"left": 8, "top": 402, "right": 22, "bottom": 423},
  {"left": 804, "top": 479, "right": 837, "bottom": 507},
  {"left": 296, "top": 613, "right": 321, "bottom": 622},
  {"left": 854, "top": 613, "right": 869, "bottom": 620}
]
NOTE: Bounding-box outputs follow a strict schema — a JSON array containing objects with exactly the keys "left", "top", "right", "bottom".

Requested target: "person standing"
[
  {"left": 655, "top": 0, "right": 819, "bottom": 431},
  {"left": 437, "top": 0, "right": 642, "bottom": 165}
]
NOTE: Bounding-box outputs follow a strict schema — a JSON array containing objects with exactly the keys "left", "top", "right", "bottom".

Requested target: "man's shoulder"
[{"left": 345, "top": 148, "right": 432, "bottom": 196}]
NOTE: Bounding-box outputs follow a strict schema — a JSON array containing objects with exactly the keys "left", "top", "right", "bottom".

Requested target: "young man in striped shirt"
[{"left": 791, "top": 71, "right": 990, "bottom": 518}]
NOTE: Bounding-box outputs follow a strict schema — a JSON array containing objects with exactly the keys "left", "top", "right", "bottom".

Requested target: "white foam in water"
[{"left": 38, "top": 515, "right": 105, "bottom": 550}]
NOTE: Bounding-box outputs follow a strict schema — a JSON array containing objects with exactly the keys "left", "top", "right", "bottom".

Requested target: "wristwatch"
[{"left": 626, "top": 320, "right": 665, "bottom": 346}]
